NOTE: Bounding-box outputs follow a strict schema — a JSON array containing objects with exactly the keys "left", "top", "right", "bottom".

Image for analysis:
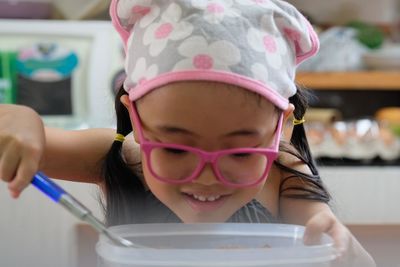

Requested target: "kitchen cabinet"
[
  {"left": 296, "top": 71, "right": 400, "bottom": 118},
  {"left": 295, "top": 71, "right": 400, "bottom": 223},
  {"left": 297, "top": 73, "right": 400, "bottom": 266},
  {"left": 296, "top": 71, "right": 400, "bottom": 90}
]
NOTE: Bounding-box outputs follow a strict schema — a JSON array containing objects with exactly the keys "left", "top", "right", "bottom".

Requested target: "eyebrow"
[
  {"left": 157, "top": 125, "right": 198, "bottom": 136},
  {"left": 224, "top": 129, "right": 261, "bottom": 138},
  {"left": 156, "top": 125, "right": 261, "bottom": 138}
]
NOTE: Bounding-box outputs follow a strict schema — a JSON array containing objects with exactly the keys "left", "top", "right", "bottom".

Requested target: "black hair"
[
  {"left": 101, "top": 85, "right": 330, "bottom": 226},
  {"left": 100, "top": 87, "right": 146, "bottom": 226},
  {"left": 275, "top": 86, "right": 330, "bottom": 203}
]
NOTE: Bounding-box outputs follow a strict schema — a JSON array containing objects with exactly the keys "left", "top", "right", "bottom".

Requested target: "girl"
[
  {"left": 103, "top": 0, "right": 327, "bottom": 226},
  {"left": 0, "top": 0, "right": 375, "bottom": 266}
]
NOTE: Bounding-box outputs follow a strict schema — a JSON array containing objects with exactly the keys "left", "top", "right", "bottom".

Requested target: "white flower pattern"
[
  {"left": 130, "top": 57, "right": 159, "bottom": 84},
  {"left": 139, "top": 6, "right": 161, "bottom": 28},
  {"left": 114, "top": 0, "right": 318, "bottom": 109},
  {"left": 117, "top": 0, "right": 160, "bottom": 30},
  {"left": 247, "top": 15, "right": 288, "bottom": 69},
  {"left": 143, "top": 3, "right": 194, "bottom": 57},
  {"left": 174, "top": 36, "right": 241, "bottom": 71},
  {"left": 191, "top": 0, "right": 240, "bottom": 24},
  {"left": 251, "top": 63, "right": 278, "bottom": 89}
]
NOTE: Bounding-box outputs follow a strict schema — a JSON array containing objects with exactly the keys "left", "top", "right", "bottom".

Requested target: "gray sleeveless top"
[{"left": 139, "top": 191, "right": 278, "bottom": 223}]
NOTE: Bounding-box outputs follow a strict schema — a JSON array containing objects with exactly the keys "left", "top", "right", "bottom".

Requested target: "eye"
[
  {"left": 162, "top": 148, "right": 188, "bottom": 155},
  {"left": 231, "top": 153, "right": 252, "bottom": 158}
]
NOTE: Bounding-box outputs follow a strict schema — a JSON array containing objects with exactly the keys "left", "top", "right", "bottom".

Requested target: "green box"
[{"left": 0, "top": 51, "right": 17, "bottom": 104}]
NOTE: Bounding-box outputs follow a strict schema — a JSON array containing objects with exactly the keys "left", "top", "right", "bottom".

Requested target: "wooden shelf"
[{"left": 296, "top": 71, "right": 400, "bottom": 90}]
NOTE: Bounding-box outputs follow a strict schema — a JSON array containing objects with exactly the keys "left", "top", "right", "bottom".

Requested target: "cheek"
[
  {"left": 141, "top": 157, "right": 177, "bottom": 202},
  {"left": 142, "top": 157, "right": 161, "bottom": 192}
]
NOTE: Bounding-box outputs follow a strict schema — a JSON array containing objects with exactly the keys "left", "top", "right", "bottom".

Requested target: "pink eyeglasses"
[{"left": 129, "top": 102, "right": 283, "bottom": 188}]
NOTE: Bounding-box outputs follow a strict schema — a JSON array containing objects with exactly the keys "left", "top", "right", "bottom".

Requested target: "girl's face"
[{"left": 123, "top": 82, "right": 288, "bottom": 223}]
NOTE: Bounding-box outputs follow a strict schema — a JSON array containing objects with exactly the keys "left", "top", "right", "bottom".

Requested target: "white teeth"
[
  {"left": 207, "top": 196, "right": 216, "bottom": 201},
  {"left": 191, "top": 194, "right": 221, "bottom": 202}
]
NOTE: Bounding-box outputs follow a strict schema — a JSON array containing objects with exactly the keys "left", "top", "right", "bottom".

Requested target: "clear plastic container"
[{"left": 96, "top": 223, "right": 336, "bottom": 267}]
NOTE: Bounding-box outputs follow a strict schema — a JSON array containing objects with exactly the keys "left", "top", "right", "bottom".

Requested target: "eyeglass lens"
[{"left": 149, "top": 147, "right": 269, "bottom": 184}]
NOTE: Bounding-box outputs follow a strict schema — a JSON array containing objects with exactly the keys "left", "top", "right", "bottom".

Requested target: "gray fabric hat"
[{"left": 111, "top": 0, "right": 319, "bottom": 109}]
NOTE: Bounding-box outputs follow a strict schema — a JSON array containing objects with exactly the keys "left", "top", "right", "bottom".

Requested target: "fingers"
[
  {"left": 303, "top": 211, "right": 335, "bottom": 245},
  {"left": 9, "top": 189, "right": 21, "bottom": 199},
  {"left": 0, "top": 105, "right": 45, "bottom": 198},
  {"left": 328, "top": 221, "right": 351, "bottom": 256},
  {"left": 0, "top": 138, "right": 42, "bottom": 198},
  {"left": 8, "top": 148, "right": 41, "bottom": 197},
  {"left": 304, "top": 211, "right": 351, "bottom": 261},
  {"left": 0, "top": 142, "right": 21, "bottom": 182}
]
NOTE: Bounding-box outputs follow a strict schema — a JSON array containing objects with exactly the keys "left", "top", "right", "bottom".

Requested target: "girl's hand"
[
  {"left": 303, "top": 211, "right": 376, "bottom": 267},
  {"left": 0, "top": 104, "right": 45, "bottom": 198}
]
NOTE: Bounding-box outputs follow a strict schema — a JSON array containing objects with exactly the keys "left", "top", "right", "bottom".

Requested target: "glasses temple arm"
[
  {"left": 272, "top": 113, "right": 284, "bottom": 151},
  {"left": 128, "top": 101, "right": 146, "bottom": 142}
]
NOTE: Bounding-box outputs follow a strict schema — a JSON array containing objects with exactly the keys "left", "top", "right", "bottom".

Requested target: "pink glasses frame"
[{"left": 128, "top": 101, "right": 283, "bottom": 188}]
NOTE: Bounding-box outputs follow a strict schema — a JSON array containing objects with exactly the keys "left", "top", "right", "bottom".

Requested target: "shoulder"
[
  {"left": 257, "top": 143, "right": 329, "bottom": 218},
  {"left": 274, "top": 144, "right": 320, "bottom": 193},
  {"left": 256, "top": 147, "right": 311, "bottom": 202},
  {"left": 277, "top": 143, "right": 313, "bottom": 176},
  {"left": 121, "top": 132, "right": 141, "bottom": 165}
]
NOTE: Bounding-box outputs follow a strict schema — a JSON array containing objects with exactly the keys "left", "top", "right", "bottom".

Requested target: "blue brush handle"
[
  {"left": 30, "top": 172, "right": 135, "bottom": 247},
  {"left": 31, "top": 172, "right": 66, "bottom": 202}
]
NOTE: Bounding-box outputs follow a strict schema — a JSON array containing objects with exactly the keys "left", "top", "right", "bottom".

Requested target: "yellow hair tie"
[
  {"left": 115, "top": 134, "right": 125, "bottom": 143},
  {"left": 293, "top": 117, "right": 306, "bottom": 126}
]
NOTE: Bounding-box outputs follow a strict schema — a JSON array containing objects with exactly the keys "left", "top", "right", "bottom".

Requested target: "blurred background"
[{"left": 0, "top": 0, "right": 399, "bottom": 266}]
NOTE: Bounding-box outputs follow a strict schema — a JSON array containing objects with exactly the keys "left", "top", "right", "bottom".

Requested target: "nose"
[{"left": 193, "top": 163, "right": 221, "bottom": 186}]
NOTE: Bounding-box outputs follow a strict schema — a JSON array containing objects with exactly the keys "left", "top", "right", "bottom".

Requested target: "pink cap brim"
[{"left": 128, "top": 70, "right": 290, "bottom": 110}]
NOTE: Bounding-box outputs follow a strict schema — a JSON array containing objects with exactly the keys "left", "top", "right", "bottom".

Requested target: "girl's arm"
[
  {"left": 281, "top": 198, "right": 375, "bottom": 267},
  {"left": 42, "top": 127, "right": 115, "bottom": 183},
  {"left": 278, "top": 153, "right": 376, "bottom": 267}
]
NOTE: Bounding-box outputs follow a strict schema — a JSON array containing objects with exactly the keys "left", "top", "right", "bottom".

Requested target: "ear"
[
  {"left": 120, "top": 94, "right": 131, "bottom": 109},
  {"left": 283, "top": 103, "right": 295, "bottom": 124},
  {"left": 120, "top": 94, "right": 141, "bottom": 144},
  {"left": 281, "top": 104, "right": 295, "bottom": 141}
]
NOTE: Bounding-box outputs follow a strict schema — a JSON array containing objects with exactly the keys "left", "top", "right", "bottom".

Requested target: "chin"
[{"left": 177, "top": 212, "right": 231, "bottom": 223}]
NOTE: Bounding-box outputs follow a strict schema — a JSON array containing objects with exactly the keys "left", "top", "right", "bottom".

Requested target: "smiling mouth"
[{"left": 182, "top": 192, "right": 230, "bottom": 212}]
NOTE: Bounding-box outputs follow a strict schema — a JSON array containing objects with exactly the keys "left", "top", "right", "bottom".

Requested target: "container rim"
[{"left": 96, "top": 223, "right": 337, "bottom": 266}]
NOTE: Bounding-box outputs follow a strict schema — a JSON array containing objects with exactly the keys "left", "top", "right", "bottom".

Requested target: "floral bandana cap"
[{"left": 110, "top": 0, "right": 319, "bottom": 110}]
